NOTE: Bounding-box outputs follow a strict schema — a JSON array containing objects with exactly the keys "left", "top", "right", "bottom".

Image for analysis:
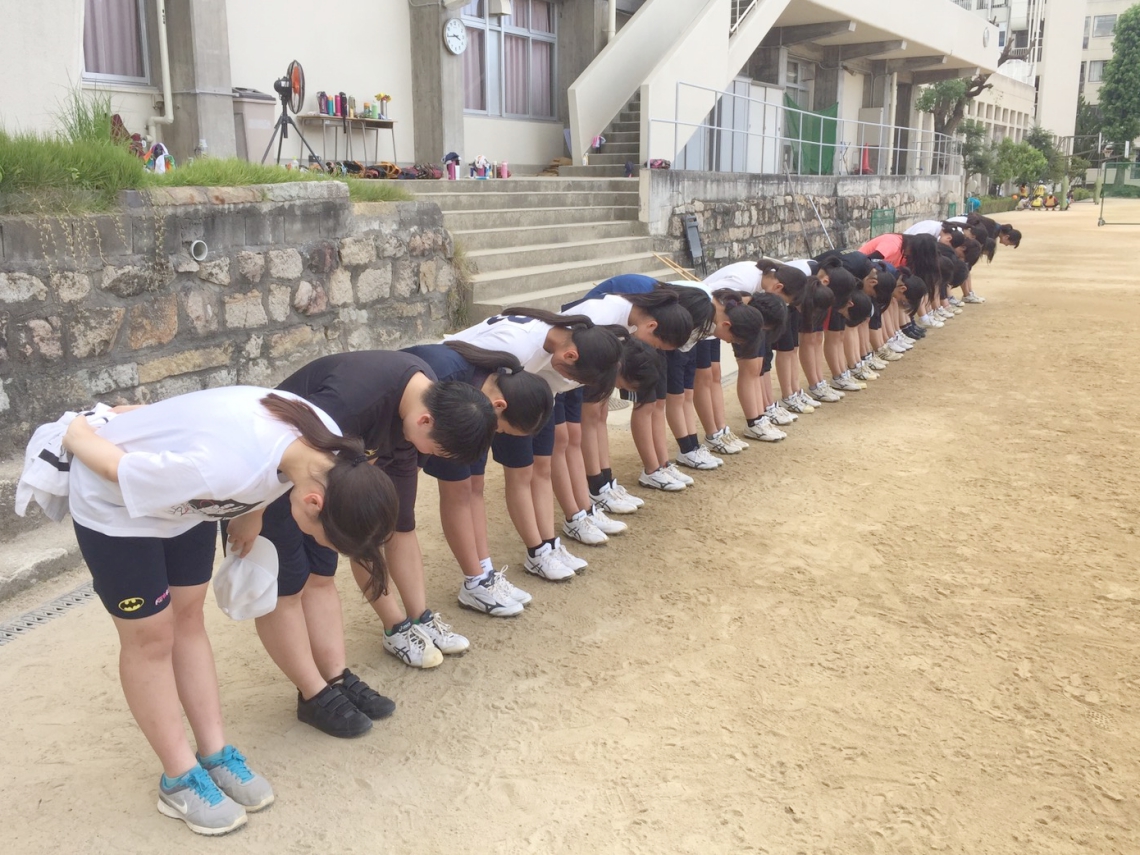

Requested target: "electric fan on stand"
[{"left": 261, "top": 60, "right": 322, "bottom": 167}]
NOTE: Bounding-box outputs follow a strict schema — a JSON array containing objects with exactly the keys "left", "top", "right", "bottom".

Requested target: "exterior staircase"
[
  {"left": 559, "top": 94, "right": 642, "bottom": 179},
  {"left": 413, "top": 176, "right": 674, "bottom": 320}
]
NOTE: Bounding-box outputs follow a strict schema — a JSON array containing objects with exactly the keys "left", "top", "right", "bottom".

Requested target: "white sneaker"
[
  {"left": 867, "top": 355, "right": 889, "bottom": 370},
  {"left": 895, "top": 331, "right": 916, "bottom": 346},
  {"left": 588, "top": 505, "right": 627, "bottom": 535},
  {"left": 783, "top": 394, "right": 813, "bottom": 414},
  {"left": 794, "top": 390, "right": 819, "bottom": 411},
  {"left": 949, "top": 296, "right": 964, "bottom": 307},
  {"left": 664, "top": 462, "right": 694, "bottom": 486},
  {"left": 416, "top": 611, "right": 469, "bottom": 654},
  {"left": 721, "top": 427, "right": 749, "bottom": 451},
  {"left": 459, "top": 572, "right": 525, "bottom": 617},
  {"left": 964, "top": 293, "right": 985, "bottom": 304},
  {"left": 705, "top": 428, "right": 741, "bottom": 455},
  {"left": 809, "top": 381, "right": 842, "bottom": 403},
  {"left": 887, "top": 339, "right": 908, "bottom": 354},
  {"left": 523, "top": 542, "right": 576, "bottom": 580},
  {"left": 608, "top": 481, "right": 644, "bottom": 508},
  {"left": 877, "top": 345, "right": 902, "bottom": 362},
  {"left": 383, "top": 623, "right": 445, "bottom": 668},
  {"left": 742, "top": 416, "right": 786, "bottom": 442},
  {"left": 589, "top": 483, "right": 639, "bottom": 514},
  {"left": 555, "top": 539, "right": 588, "bottom": 571},
  {"left": 766, "top": 404, "right": 797, "bottom": 426},
  {"left": 563, "top": 511, "right": 608, "bottom": 545},
  {"left": 831, "top": 374, "right": 860, "bottom": 392},
  {"left": 852, "top": 364, "right": 878, "bottom": 382},
  {"left": 936, "top": 307, "right": 954, "bottom": 320},
  {"left": 639, "top": 467, "right": 686, "bottom": 491},
  {"left": 677, "top": 448, "right": 719, "bottom": 470},
  {"left": 694, "top": 445, "right": 724, "bottom": 468}
]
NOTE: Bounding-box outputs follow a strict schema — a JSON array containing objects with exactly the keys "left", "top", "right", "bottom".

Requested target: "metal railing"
[
  {"left": 730, "top": 0, "right": 759, "bottom": 33},
  {"left": 648, "top": 81, "right": 963, "bottom": 179}
]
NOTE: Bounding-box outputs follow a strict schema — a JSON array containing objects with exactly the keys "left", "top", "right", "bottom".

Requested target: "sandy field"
[{"left": 1, "top": 200, "right": 1139, "bottom": 854}]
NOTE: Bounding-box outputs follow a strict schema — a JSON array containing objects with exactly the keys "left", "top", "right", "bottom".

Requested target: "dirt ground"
[{"left": 2, "top": 201, "right": 1139, "bottom": 854}]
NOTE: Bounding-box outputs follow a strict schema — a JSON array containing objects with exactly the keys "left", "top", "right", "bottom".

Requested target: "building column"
[
  {"left": 165, "top": 0, "right": 236, "bottom": 162},
  {"left": 410, "top": 6, "right": 465, "bottom": 165}
]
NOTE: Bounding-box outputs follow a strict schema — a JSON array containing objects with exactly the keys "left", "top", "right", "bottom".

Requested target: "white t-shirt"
[
  {"left": 947, "top": 215, "right": 968, "bottom": 225},
  {"left": 786, "top": 259, "right": 817, "bottom": 277},
  {"left": 702, "top": 261, "right": 762, "bottom": 294},
  {"left": 69, "top": 386, "right": 341, "bottom": 538},
  {"left": 444, "top": 316, "right": 580, "bottom": 395},
  {"left": 566, "top": 294, "right": 633, "bottom": 330},
  {"left": 903, "top": 220, "right": 945, "bottom": 236},
  {"left": 668, "top": 280, "right": 717, "bottom": 346}
]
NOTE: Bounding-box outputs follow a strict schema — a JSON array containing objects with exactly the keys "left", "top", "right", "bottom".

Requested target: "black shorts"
[
  {"left": 491, "top": 408, "right": 556, "bottom": 467},
  {"left": 868, "top": 303, "right": 883, "bottom": 331},
  {"left": 762, "top": 348, "right": 774, "bottom": 373},
  {"left": 827, "top": 310, "right": 846, "bottom": 332},
  {"left": 703, "top": 339, "right": 720, "bottom": 365},
  {"left": 666, "top": 348, "right": 697, "bottom": 395},
  {"left": 775, "top": 307, "right": 800, "bottom": 352},
  {"left": 75, "top": 521, "right": 217, "bottom": 619},
  {"left": 229, "top": 492, "right": 338, "bottom": 597},
  {"left": 422, "top": 451, "right": 488, "bottom": 482}
]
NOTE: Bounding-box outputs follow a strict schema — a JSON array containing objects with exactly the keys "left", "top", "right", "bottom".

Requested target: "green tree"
[
  {"left": 958, "top": 119, "right": 994, "bottom": 187},
  {"left": 1099, "top": 4, "right": 1140, "bottom": 149},
  {"left": 991, "top": 138, "right": 1048, "bottom": 187},
  {"left": 1023, "top": 125, "right": 1066, "bottom": 183}
]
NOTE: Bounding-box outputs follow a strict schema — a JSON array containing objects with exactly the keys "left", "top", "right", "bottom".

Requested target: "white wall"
[
  {"left": 463, "top": 117, "right": 566, "bottom": 172},
  {"left": 0, "top": 0, "right": 156, "bottom": 138},
  {"left": 1037, "top": 0, "right": 1086, "bottom": 136},
  {"left": 226, "top": 0, "right": 415, "bottom": 163}
]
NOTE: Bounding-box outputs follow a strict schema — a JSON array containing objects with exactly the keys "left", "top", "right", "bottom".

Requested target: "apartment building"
[{"left": 1079, "top": 0, "right": 1131, "bottom": 105}]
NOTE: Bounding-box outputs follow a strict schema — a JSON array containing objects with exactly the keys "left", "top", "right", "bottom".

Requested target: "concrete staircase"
[
  {"left": 559, "top": 94, "right": 642, "bottom": 179},
  {"left": 413, "top": 176, "right": 674, "bottom": 319}
]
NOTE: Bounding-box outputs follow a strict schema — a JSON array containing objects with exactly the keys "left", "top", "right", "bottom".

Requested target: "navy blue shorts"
[
  {"left": 233, "top": 492, "right": 338, "bottom": 597},
  {"left": 827, "top": 310, "right": 846, "bottom": 332},
  {"left": 775, "top": 307, "right": 800, "bottom": 351},
  {"left": 75, "top": 521, "right": 217, "bottom": 619},
  {"left": 667, "top": 348, "right": 697, "bottom": 395},
  {"left": 491, "top": 408, "right": 556, "bottom": 467},
  {"left": 868, "top": 303, "right": 883, "bottom": 331},
  {"left": 423, "top": 451, "right": 488, "bottom": 482},
  {"left": 762, "top": 348, "right": 774, "bottom": 374},
  {"left": 702, "top": 339, "right": 720, "bottom": 366},
  {"left": 554, "top": 389, "right": 583, "bottom": 425},
  {"left": 626, "top": 349, "right": 668, "bottom": 404}
]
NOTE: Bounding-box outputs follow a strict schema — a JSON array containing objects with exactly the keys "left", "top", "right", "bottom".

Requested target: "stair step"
[
  {"left": 599, "top": 143, "right": 640, "bottom": 155},
  {"left": 620, "top": 110, "right": 641, "bottom": 123},
  {"left": 426, "top": 190, "right": 638, "bottom": 211},
  {"left": 0, "top": 523, "right": 84, "bottom": 602},
  {"left": 604, "top": 131, "right": 640, "bottom": 144},
  {"left": 442, "top": 205, "right": 638, "bottom": 230},
  {"left": 466, "top": 236, "right": 655, "bottom": 274},
  {"left": 472, "top": 270, "right": 677, "bottom": 318},
  {"left": 609, "top": 121, "right": 641, "bottom": 134},
  {"left": 585, "top": 153, "right": 643, "bottom": 166},
  {"left": 451, "top": 220, "right": 644, "bottom": 251},
  {"left": 413, "top": 177, "right": 636, "bottom": 195},
  {"left": 472, "top": 252, "right": 667, "bottom": 303},
  {"left": 557, "top": 165, "right": 635, "bottom": 178}
]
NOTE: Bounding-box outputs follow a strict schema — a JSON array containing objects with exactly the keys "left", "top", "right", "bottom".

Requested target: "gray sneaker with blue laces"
[
  {"left": 157, "top": 763, "right": 247, "bottom": 836},
  {"left": 198, "top": 745, "right": 275, "bottom": 812}
]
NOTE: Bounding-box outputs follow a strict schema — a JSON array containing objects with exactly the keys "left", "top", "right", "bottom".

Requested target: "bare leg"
[
  {"left": 736, "top": 358, "right": 762, "bottom": 421},
  {"left": 759, "top": 368, "right": 775, "bottom": 409},
  {"left": 630, "top": 404, "right": 662, "bottom": 472},
  {"left": 551, "top": 422, "right": 583, "bottom": 518},
  {"left": 775, "top": 349, "right": 798, "bottom": 398},
  {"left": 692, "top": 369, "right": 718, "bottom": 437},
  {"left": 652, "top": 400, "right": 669, "bottom": 466},
  {"left": 254, "top": 592, "right": 329, "bottom": 700},
  {"left": 709, "top": 362, "right": 728, "bottom": 430},
  {"left": 824, "top": 330, "right": 846, "bottom": 379},
  {"left": 437, "top": 478, "right": 484, "bottom": 578},
  {"left": 503, "top": 465, "right": 543, "bottom": 548},
  {"left": 300, "top": 574, "right": 348, "bottom": 680},
  {"left": 666, "top": 392, "right": 688, "bottom": 442},
  {"left": 169, "top": 583, "right": 226, "bottom": 758},
  {"left": 564, "top": 421, "right": 592, "bottom": 510},
  {"left": 353, "top": 530, "right": 427, "bottom": 629},
  {"left": 531, "top": 455, "right": 556, "bottom": 540}
]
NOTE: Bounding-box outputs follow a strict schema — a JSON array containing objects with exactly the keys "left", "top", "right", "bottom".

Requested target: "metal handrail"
[
  {"left": 657, "top": 80, "right": 962, "bottom": 178},
  {"left": 730, "top": 0, "right": 759, "bottom": 34}
]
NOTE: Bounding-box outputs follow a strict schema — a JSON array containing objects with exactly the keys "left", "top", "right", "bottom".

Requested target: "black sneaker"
[
  {"left": 297, "top": 684, "right": 372, "bottom": 738},
  {"left": 335, "top": 668, "right": 396, "bottom": 720}
]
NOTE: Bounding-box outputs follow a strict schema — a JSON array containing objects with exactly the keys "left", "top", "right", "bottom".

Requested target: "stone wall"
[
  {"left": 643, "top": 171, "right": 961, "bottom": 266},
  {"left": 0, "top": 182, "right": 461, "bottom": 457}
]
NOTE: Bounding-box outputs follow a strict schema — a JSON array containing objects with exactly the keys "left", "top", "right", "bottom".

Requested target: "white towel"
[{"left": 16, "top": 404, "right": 116, "bottom": 522}]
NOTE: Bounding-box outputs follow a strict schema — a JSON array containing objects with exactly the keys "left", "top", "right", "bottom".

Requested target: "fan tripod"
[{"left": 261, "top": 79, "right": 321, "bottom": 166}]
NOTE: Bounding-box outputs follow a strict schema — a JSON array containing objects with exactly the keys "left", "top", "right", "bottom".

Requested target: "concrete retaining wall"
[
  {"left": 0, "top": 182, "right": 461, "bottom": 457},
  {"left": 644, "top": 170, "right": 961, "bottom": 264}
]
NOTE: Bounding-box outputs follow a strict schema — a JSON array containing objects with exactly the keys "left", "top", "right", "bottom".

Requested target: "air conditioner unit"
[{"left": 488, "top": 0, "right": 514, "bottom": 14}]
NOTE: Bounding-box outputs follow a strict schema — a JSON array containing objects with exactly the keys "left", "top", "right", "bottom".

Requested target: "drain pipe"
[
  {"left": 146, "top": 0, "right": 173, "bottom": 143},
  {"left": 607, "top": 0, "right": 616, "bottom": 42}
]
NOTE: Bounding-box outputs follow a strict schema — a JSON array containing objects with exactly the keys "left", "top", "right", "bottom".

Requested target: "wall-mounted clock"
[{"left": 444, "top": 19, "right": 468, "bottom": 55}]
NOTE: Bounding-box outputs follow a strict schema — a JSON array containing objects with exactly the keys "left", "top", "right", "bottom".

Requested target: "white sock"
[
  {"left": 464, "top": 567, "right": 493, "bottom": 589},
  {"left": 479, "top": 557, "right": 493, "bottom": 574}
]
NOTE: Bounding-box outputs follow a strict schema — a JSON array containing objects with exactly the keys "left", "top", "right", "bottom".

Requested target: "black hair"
[
  {"left": 843, "top": 290, "right": 873, "bottom": 325},
  {"left": 664, "top": 284, "right": 716, "bottom": 341},
  {"left": 712, "top": 288, "right": 765, "bottom": 351},
  {"left": 621, "top": 290, "right": 694, "bottom": 349},
  {"left": 802, "top": 276, "right": 835, "bottom": 329},
  {"left": 815, "top": 250, "right": 874, "bottom": 283},
  {"left": 825, "top": 267, "right": 859, "bottom": 309},
  {"left": 967, "top": 212, "right": 1002, "bottom": 239},
  {"left": 978, "top": 237, "right": 996, "bottom": 263},
  {"left": 896, "top": 267, "right": 928, "bottom": 316},
  {"left": 260, "top": 393, "right": 397, "bottom": 600},
  {"left": 748, "top": 291, "right": 788, "bottom": 338},
  {"left": 757, "top": 260, "right": 809, "bottom": 306},
  {"left": 900, "top": 233, "right": 942, "bottom": 293},
  {"left": 1004, "top": 227, "right": 1022, "bottom": 248},
  {"left": 871, "top": 268, "right": 897, "bottom": 309},
  {"left": 946, "top": 230, "right": 967, "bottom": 249},
  {"left": 424, "top": 382, "right": 498, "bottom": 464},
  {"left": 500, "top": 307, "right": 622, "bottom": 393},
  {"left": 443, "top": 341, "right": 554, "bottom": 435},
  {"left": 958, "top": 237, "right": 983, "bottom": 267},
  {"left": 617, "top": 337, "right": 663, "bottom": 399}
]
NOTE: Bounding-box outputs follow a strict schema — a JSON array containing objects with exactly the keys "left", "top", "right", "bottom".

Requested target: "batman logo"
[{"left": 118, "top": 597, "right": 145, "bottom": 613}]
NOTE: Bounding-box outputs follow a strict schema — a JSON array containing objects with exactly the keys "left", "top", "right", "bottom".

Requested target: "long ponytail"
[
  {"left": 260, "top": 393, "right": 397, "bottom": 600},
  {"left": 502, "top": 306, "right": 623, "bottom": 394},
  {"left": 621, "top": 290, "right": 694, "bottom": 349},
  {"left": 442, "top": 341, "right": 554, "bottom": 435}
]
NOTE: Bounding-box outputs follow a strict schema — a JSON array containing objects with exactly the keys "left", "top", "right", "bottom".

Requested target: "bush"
[
  {"left": 1071, "top": 187, "right": 1093, "bottom": 202},
  {"left": 977, "top": 196, "right": 1018, "bottom": 215},
  {"left": 1102, "top": 183, "right": 1140, "bottom": 198}
]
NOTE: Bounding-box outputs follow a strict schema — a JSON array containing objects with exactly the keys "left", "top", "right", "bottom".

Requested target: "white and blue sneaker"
[
  {"left": 198, "top": 746, "right": 274, "bottom": 812},
  {"left": 158, "top": 763, "right": 247, "bottom": 836}
]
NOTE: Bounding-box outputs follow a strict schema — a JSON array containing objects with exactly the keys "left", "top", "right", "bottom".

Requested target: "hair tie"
[{"left": 351, "top": 453, "right": 368, "bottom": 467}]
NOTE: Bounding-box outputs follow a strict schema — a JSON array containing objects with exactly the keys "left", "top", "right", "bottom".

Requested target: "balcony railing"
[{"left": 730, "top": 0, "right": 759, "bottom": 34}]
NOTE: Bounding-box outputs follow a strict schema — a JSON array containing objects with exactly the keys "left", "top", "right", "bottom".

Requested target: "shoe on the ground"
[
  {"left": 844, "top": 370, "right": 868, "bottom": 389},
  {"left": 677, "top": 448, "right": 719, "bottom": 470},
  {"left": 383, "top": 622, "right": 445, "bottom": 668},
  {"left": 721, "top": 426, "right": 749, "bottom": 451},
  {"left": 524, "top": 542, "right": 576, "bottom": 580},
  {"left": 794, "top": 390, "right": 819, "bottom": 411},
  {"left": 852, "top": 364, "right": 878, "bottom": 381},
  {"left": 937, "top": 307, "right": 954, "bottom": 320},
  {"left": 886, "top": 339, "right": 908, "bottom": 354},
  {"left": 783, "top": 394, "right": 813, "bottom": 414},
  {"left": 416, "top": 610, "right": 470, "bottom": 654},
  {"left": 639, "top": 467, "right": 685, "bottom": 491},
  {"left": 664, "top": 462, "right": 694, "bottom": 486},
  {"left": 809, "top": 381, "right": 842, "bottom": 403},
  {"left": 964, "top": 293, "right": 985, "bottom": 303},
  {"left": 563, "top": 511, "right": 609, "bottom": 545},
  {"left": 766, "top": 404, "right": 797, "bottom": 426},
  {"left": 705, "top": 428, "right": 741, "bottom": 455},
  {"left": 949, "top": 296, "right": 964, "bottom": 307},
  {"left": 158, "top": 765, "right": 247, "bottom": 836},
  {"left": 589, "top": 482, "right": 639, "bottom": 514},
  {"left": 335, "top": 668, "right": 395, "bottom": 720},
  {"left": 831, "top": 374, "right": 859, "bottom": 392},
  {"left": 555, "top": 539, "right": 588, "bottom": 571},
  {"left": 695, "top": 445, "right": 724, "bottom": 467},
  {"left": 297, "top": 683, "right": 373, "bottom": 738},
  {"left": 496, "top": 568, "right": 532, "bottom": 604},
  {"left": 608, "top": 480, "right": 644, "bottom": 508},
  {"left": 877, "top": 345, "right": 902, "bottom": 361},
  {"left": 459, "top": 572, "right": 525, "bottom": 617},
  {"left": 589, "top": 505, "right": 627, "bottom": 535},
  {"left": 743, "top": 416, "right": 786, "bottom": 442},
  {"left": 198, "top": 746, "right": 274, "bottom": 812},
  {"left": 867, "top": 355, "right": 889, "bottom": 370}
]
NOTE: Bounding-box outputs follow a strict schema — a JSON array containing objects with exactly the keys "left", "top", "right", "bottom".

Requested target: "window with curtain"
[
  {"left": 83, "top": 0, "right": 149, "bottom": 83},
  {"left": 1088, "top": 60, "right": 1106, "bottom": 83},
  {"left": 462, "top": 0, "right": 557, "bottom": 120},
  {"left": 1092, "top": 15, "right": 1116, "bottom": 39}
]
